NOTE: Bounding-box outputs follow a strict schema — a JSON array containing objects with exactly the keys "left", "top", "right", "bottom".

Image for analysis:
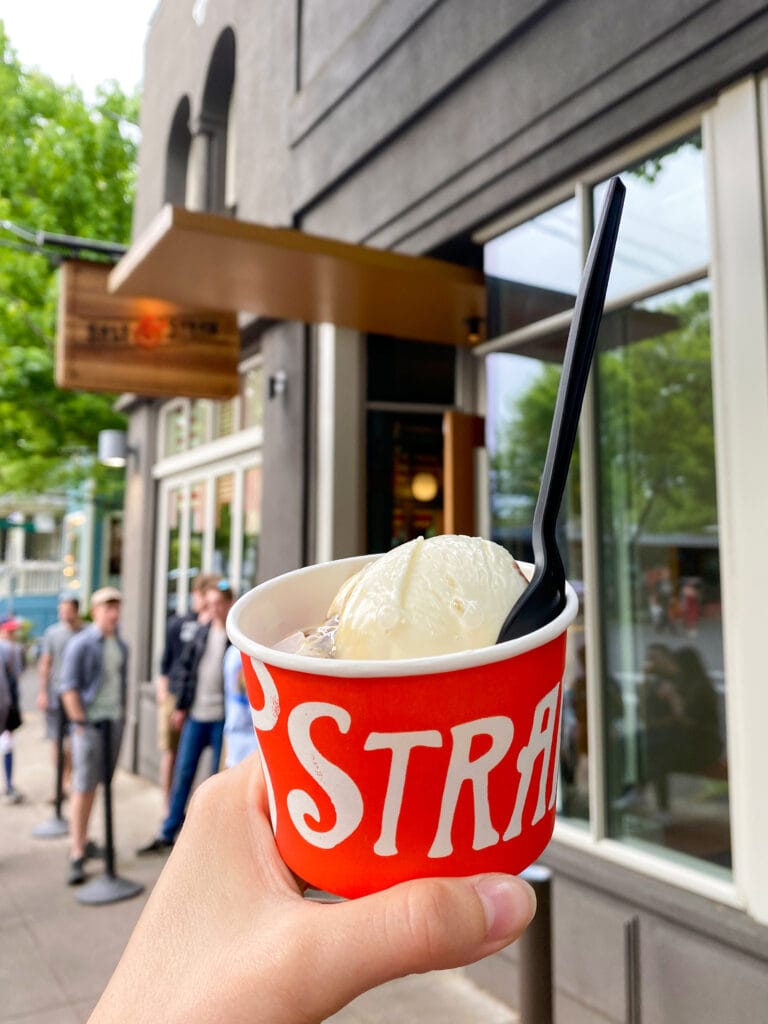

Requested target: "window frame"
[
  {"left": 474, "top": 87, "right": 768, "bottom": 922},
  {"left": 152, "top": 450, "right": 262, "bottom": 677}
]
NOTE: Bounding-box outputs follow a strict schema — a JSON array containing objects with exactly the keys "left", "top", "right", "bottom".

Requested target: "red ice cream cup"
[{"left": 227, "top": 555, "right": 578, "bottom": 898}]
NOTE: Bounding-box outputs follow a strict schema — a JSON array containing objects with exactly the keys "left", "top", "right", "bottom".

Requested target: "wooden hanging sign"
[{"left": 56, "top": 259, "right": 240, "bottom": 399}]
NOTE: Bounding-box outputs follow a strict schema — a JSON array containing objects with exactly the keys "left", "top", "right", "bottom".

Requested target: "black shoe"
[
  {"left": 136, "top": 836, "right": 173, "bottom": 856},
  {"left": 67, "top": 857, "right": 86, "bottom": 886},
  {"left": 85, "top": 840, "right": 105, "bottom": 860}
]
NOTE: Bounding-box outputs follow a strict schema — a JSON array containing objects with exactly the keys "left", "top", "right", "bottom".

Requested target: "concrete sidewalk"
[{"left": 1, "top": 674, "right": 518, "bottom": 1023}]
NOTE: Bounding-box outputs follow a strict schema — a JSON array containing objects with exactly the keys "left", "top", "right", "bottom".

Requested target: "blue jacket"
[{"left": 59, "top": 623, "right": 129, "bottom": 712}]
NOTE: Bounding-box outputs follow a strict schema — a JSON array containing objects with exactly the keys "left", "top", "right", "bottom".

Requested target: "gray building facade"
[{"left": 117, "top": 1, "right": 768, "bottom": 1019}]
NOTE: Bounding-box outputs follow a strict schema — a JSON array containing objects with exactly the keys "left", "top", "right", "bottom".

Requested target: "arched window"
[
  {"left": 164, "top": 96, "right": 192, "bottom": 206},
  {"left": 200, "top": 27, "right": 236, "bottom": 213}
]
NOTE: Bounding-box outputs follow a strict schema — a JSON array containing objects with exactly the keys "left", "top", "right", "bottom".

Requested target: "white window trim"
[
  {"left": 153, "top": 425, "right": 263, "bottom": 480},
  {"left": 474, "top": 88, "right": 768, "bottom": 920},
  {"left": 152, "top": 450, "right": 263, "bottom": 675},
  {"left": 703, "top": 75, "right": 768, "bottom": 925}
]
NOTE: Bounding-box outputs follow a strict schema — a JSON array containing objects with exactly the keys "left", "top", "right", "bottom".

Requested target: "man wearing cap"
[{"left": 59, "top": 588, "right": 128, "bottom": 886}]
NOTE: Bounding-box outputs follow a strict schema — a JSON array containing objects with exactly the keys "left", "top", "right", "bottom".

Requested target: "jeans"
[{"left": 161, "top": 716, "right": 224, "bottom": 842}]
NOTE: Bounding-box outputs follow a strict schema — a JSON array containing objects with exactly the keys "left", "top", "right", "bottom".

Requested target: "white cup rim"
[{"left": 227, "top": 554, "right": 580, "bottom": 678}]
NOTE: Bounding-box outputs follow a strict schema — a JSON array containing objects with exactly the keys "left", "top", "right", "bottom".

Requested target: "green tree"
[
  {"left": 0, "top": 22, "right": 138, "bottom": 493},
  {"left": 492, "top": 288, "right": 716, "bottom": 536},
  {"left": 597, "top": 288, "right": 715, "bottom": 538}
]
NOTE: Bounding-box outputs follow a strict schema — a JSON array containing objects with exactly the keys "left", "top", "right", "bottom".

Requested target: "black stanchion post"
[
  {"left": 518, "top": 864, "right": 553, "bottom": 1024},
  {"left": 54, "top": 701, "right": 66, "bottom": 817},
  {"left": 101, "top": 716, "right": 116, "bottom": 878},
  {"left": 76, "top": 719, "right": 144, "bottom": 906},
  {"left": 32, "top": 699, "right": 69, "bottom": 838}
]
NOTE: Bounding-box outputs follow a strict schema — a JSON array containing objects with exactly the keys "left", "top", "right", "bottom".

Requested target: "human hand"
[
  {"left": 89, "top": 756, "right": 536, "bottom": 1024},
  {"left": 35, "top": 691, "right": 49, "bottom": 711}
]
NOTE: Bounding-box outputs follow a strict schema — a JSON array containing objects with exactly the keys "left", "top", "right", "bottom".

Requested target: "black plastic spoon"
[{"left": 497, "top": 176, "right": 626, "bottom": 643}]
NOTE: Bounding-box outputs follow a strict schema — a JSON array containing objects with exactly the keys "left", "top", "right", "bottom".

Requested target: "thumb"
[{"left": 300, "top": 873, "right": 536, "bottom": 1018}]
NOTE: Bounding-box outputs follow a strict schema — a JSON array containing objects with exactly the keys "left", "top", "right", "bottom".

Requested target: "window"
[
  {"left": 164, "top": 96, "right": 192, "bottom": 206},
  {"left": 189, "top": 400, "right": 209, "bottom": 449},
  {"left": 200, "top": 28, "right": 235, "bottom": 213},
  {"left": 483, "top": 130, "right": 729, "bottom": 877},
  {"left": 165, "top": 487, "right": 182, "bottom": 615},
  {"left": 162, "top": 402, "right": 187, "bottom": 457},
  {"left": 241, "top": 466, "right": 261, "bottom": 591},
  {"left": 154, "top": 355, "right": 263, "bottom": 658},
  {"left": 157, "top": 359, "right": 263, "bottom": 459},
  {"left": 213, "top": 474, "right": 234, "bottom": 578},
  {"left": 592, "top": 139, "right": 727, "bottom": 871},
  {"left": 241, "top": 363, "right": 264, "bottom": 429},
  {"left": 212, "top": 397, "right": 237, "bottom": 439}
]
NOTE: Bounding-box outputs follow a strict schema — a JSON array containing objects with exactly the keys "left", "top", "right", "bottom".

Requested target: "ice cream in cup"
[{"left": 226, "top": 535, "right": 579, "bottom": 898}]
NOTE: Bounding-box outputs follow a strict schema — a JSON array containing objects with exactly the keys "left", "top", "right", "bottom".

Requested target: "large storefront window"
[
  {"left": 593, "top": 136, "right": 728, "bottom": 868},
  {"left": 155, "top": 455, "right": 262, "bottom": 664},
  {"left": 484, "top": 130, "right": 729, "bottom": 875}
]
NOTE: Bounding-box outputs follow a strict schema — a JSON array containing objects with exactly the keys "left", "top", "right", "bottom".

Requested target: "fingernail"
[{"left": 475, "top": 875, "right": 537, "bottom": 943}]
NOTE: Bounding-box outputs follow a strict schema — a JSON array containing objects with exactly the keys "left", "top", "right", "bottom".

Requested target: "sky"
[{"left": 1, "top": 0, "right": 158, "bottom": 99}]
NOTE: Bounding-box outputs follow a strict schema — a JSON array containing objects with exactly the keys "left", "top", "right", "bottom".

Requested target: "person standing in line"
[
  {"left": 222, "top": 643, "right": 258, "bottom": 768},
  {"left": 155, "top": 573, "right": 218, "bottom": 813},
  {"left": 138, "top": 582, "right": 233, "bottom": 854},
  {"left": 0, "top": 618, "right": 26, "bottom": 804},
  {"left": 59, "top": 588, "right": 129, "bottom": 886},
  {"left": 36, "top": 596, "right": 84, "bottom": 802}
]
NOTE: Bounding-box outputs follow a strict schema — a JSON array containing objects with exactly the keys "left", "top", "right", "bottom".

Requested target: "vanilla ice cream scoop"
[{"left": 329, "top": 535, "right": 529, "bottom": 660}]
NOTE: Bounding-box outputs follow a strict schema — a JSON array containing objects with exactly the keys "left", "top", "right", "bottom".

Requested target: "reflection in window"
[
  {"left": 213, "top": 474, "right": 233, "bottom": 579},
  {"left": 597, "top": 283, "right": 729, "bottom": 872},
  {"left": 594, "top": 133, "right": 707, "bottom": 300},
  {"left": 212, "top": 398, "right": 236, "bottom": 440},
  {"left": 189, "top": 481, "right": 206, "bottom": 587},
  {"left": 189, "top": 400, "right": 208, "bottom": 449},
  {"left": 242, "top": 364, "right": 264, "bottom": 429},
  {"left": 485, "top": 197, "right": 579, "bottom": 341},
  {"left": 485, "top": 195, "right": 580, "bottom": 294},
  {"left": 487, "top": 352, "right": 586, "bottom": 820},
  {"left": 165, "top": 488, "right": 182, "bottom": 616},
  {"left": 163, "top": 403, "right": 186, "bottom": 457},
  {"left": 241, "top": 466, "right": 262, "bottom": 590}
]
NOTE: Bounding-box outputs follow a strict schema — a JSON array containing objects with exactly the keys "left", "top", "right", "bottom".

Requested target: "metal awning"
[{"left": 108, "top": 205, "right": 486, "bottom": 347}]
